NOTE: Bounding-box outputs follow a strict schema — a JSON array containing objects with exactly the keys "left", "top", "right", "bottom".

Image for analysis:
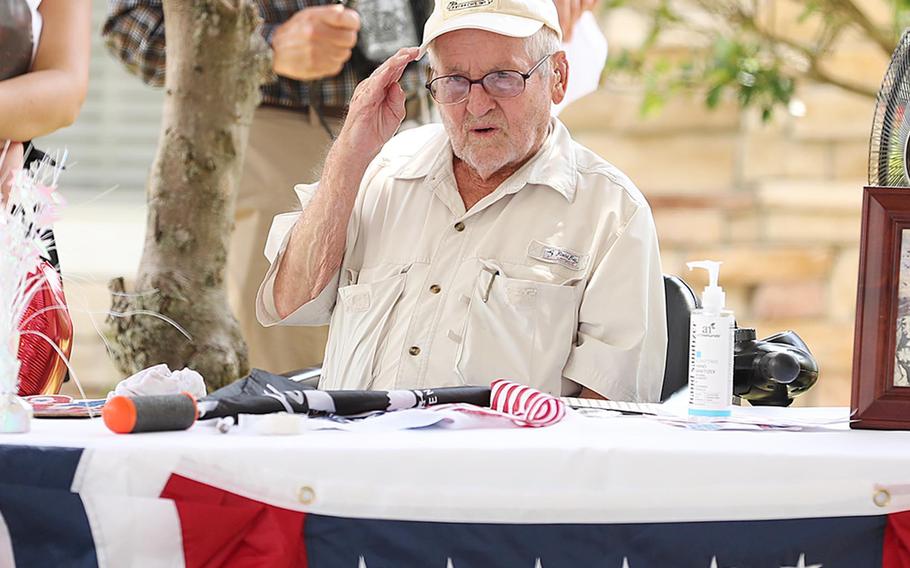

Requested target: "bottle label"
[{"left": 688, "top": 313, "right": 734, "bottom": 416}]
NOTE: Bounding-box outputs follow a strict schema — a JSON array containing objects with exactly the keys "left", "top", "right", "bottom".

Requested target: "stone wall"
[{"left": 560, "top": 2, "right": 893, "bottom": 405}]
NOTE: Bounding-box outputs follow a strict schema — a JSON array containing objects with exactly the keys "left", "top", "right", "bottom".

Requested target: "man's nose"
[{"left": 465, "top": 83, "right": 496, "bottom": 117}]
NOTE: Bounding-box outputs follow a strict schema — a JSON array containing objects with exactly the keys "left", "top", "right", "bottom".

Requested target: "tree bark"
[{"left": 107, "top": 0, "right": 270, "bottom": 389}]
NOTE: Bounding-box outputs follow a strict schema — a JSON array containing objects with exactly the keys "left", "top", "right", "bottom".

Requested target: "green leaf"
[
  {"left": 706, "top": 84, "right": 724, "bottom": 108},
  {"left": 641, "top": 88, "right": 666, "bottom": 116}
]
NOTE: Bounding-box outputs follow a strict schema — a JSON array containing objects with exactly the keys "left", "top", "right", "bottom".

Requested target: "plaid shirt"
[{"left": 103, "top": 0, "right": 426, "bottom": 110}]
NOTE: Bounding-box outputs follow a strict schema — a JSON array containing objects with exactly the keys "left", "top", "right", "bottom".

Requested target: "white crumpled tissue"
[{"left": 107, "top": 364, "right": 207, "bottom": 400}]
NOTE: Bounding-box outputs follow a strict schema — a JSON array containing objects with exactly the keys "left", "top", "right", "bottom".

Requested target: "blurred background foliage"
[{"left": 604, "top": 0, "right": 904, "bottom": 120}]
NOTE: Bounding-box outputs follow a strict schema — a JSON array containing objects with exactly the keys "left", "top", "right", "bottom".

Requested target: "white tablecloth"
[{"left": 2, "top": 408, "right": 909, "bottom": 524}]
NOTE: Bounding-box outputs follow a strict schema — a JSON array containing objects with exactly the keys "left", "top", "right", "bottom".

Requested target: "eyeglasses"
[{"left": 425, "top": 54, "right": 553, "bottom": 105}]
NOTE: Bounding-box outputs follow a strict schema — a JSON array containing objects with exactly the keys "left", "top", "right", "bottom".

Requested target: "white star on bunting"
[
  {"left": 353, "top": 552, "right": 767, "bottom": 567},
  {"left": 708, "top": 555, "right": 737, "bottom": 568},
  {"left": 781, "top": 553, "right": 822, "bottom": 568}
]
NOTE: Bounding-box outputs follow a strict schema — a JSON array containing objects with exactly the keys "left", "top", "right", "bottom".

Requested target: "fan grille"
[
  {"left": 16, "top": 264, "right": 72, "bottom": 397},
  {"left": 870, "top": 29, "right": 910, "bottom": 187}
]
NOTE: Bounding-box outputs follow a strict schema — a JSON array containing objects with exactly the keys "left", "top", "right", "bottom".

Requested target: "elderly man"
[{"left": 257, "top": 0, "right": 667, "bottom": 400}]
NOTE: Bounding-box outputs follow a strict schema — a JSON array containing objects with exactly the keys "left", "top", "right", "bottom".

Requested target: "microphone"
[{"left": 103, "top": 392, "right": 198, "bottom": 434}]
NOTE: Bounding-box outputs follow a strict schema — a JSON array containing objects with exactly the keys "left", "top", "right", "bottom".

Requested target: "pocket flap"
[{"left": 338, "top": 287, "right": 371, "bottom": 312}]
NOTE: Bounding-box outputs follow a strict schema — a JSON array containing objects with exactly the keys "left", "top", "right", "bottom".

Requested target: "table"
[{"left": 1, "top": 408, "right": 909, "bottom": 567}]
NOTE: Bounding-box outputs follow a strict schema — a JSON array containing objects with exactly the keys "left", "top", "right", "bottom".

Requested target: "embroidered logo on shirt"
[{"left": 527, "top": 240, "right": 588, "bottom": 271}]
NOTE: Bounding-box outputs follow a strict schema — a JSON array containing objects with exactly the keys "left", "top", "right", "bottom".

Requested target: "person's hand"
[
  {"left": 271, "top": 5, "right": 361, "bottom": 81},
  {"left": 0, "top": 141, "right": 24, "bottom": 204},
  {"left": 335, "top": 47, "right": 420, "bottom": 162},
  {"left": 554, "top": 0, "right": 598, "bottom": 42}
]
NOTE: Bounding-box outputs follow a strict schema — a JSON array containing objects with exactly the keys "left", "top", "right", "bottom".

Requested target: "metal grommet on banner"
[
  {"left": 298, "top": 485, "right": 316, "bottom": 505},
  {"left": 873, "top": 487, "right": 891, "bottom": 508}
]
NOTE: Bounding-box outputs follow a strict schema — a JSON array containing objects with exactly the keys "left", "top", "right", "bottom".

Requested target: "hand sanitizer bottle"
[{"left": 686, "top": 260, "right": 735, "bottom": 421}]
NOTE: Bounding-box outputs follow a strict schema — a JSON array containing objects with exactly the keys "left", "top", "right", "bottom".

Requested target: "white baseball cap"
[{"left": 418, "top": 0, "right": 562, "bottom": 57}]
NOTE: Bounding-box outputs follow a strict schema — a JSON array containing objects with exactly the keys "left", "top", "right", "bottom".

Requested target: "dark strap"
[{"left": 21, "top": 142, "right": 51, "bottom": 170}]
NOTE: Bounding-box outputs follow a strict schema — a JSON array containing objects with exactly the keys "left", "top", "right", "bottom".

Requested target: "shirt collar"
[
  {"left": 393, "top": 118, "right": 578, "bottom": 203},
  {"left": 393, "top": 125, "right": 452, "bottom": 180}
]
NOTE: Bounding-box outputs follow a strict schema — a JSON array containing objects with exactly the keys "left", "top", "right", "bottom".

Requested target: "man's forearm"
[{"left": 272, "top": 139, "right": 372, "bottom": 318}]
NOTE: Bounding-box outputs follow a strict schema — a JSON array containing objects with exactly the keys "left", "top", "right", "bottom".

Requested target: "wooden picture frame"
[{"left": 851, "top": 186, "right": 910, "bottom": 429}]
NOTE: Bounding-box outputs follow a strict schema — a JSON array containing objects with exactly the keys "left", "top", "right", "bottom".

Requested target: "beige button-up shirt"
[{"left": 257, "top": 119, "right": 667, "bottom": 401}]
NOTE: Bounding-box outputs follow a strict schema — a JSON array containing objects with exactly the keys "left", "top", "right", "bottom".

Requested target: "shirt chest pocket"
[
  {"left": 454, "top": 262, "right": 583, "bottom": 395},
  {"left": 321, "top": 270, "right": 408, "bottom": 390}
]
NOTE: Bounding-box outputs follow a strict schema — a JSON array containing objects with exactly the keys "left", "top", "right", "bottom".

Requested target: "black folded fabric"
[{"left": 197, "top": 369, "right": 491, "bottom": 421}]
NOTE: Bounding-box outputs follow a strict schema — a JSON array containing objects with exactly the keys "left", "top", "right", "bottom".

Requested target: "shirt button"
[
  {"left": 429, "top": 284, "right": 441, "bottom": 294},
  {"left": 454, "top": 221, "right": 465, "bottom": 232},
  {"left": 408, "top": 346, "right": 421, "bottom": 356}
]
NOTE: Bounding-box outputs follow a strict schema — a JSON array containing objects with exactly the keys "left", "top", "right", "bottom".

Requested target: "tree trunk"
[{"left": 107, "top": 0, "right": 270, "bottom": 390}]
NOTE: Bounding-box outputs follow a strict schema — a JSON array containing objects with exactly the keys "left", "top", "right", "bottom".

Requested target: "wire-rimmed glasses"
[{"left": 425, "top": 54, "right": 553, "bottom": 105}]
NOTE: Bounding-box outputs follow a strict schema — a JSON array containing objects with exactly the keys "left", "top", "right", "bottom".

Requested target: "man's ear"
[{"left": 551, "top": 51, "right": 569, "bottom": 105}]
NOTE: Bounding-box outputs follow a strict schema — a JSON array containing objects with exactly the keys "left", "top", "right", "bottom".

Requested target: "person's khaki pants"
[{"left": 229, "top": 105, "right": 337, "bottom": 374}]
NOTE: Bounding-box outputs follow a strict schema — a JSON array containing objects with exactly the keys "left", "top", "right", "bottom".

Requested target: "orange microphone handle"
[{"left": 103, "top": 392, "right": 198, "bottom": 434}]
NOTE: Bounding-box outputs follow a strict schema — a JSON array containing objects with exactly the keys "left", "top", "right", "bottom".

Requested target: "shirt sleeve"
[
  {"left": 562, "top": 204, "right": 668, "bottom": 402},
  {"left": 102, "top": 0, "right": 167, "bottom": 87}
]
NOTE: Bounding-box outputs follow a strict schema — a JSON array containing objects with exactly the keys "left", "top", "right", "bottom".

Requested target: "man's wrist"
[{"left": 332, "top": 128, "right": 381, "bottom": 173}]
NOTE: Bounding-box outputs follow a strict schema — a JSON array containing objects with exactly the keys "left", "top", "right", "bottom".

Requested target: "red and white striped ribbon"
[{"left": 489, "top": 379, "right": 566, "bottom": 428}]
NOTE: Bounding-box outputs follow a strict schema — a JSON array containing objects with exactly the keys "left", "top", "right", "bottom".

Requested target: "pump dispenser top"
[{"left": 687, "top": 260, "right": 726, "bottom": 313}]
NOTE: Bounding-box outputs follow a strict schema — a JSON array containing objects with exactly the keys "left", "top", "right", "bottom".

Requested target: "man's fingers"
[
  {"left": 383, "top": 82, "right": 407, "bottom": 124},
  {"left": 317, "top": 25, "right": 358, "bottom": 48},
  {"left": 306, "top": 14, "right": 358, "bottom": 47},
  {"left": 350, "top": 48, "right": 419, "bottom": 109},
  {"left": 320, "top": 48, "right": 353, "bottom": 66},
  {"left": 371, "top": 47, "right": 420, "bottom": 84},
  {"left": 362, "top": 47, "right": 419, "bottom": 105},
  {"left": 385, "top": 82, "right": 406, "bottom": 114},
  {"left": 321, "top": 4, "right": 361, "bottom": 30}
]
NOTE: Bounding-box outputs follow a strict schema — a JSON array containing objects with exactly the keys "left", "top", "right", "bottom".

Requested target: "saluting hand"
[{"left": 336, "top": 47, "right": 421, "bottom": 161}]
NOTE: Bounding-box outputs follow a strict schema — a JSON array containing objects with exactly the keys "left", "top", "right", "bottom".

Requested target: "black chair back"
[{"left": 661, "top": 275, "right": 699, "bottom": 401}]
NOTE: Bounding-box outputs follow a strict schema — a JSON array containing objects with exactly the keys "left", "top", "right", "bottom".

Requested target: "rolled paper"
[{"left": 103, "top": 392, "right": 198, "bottom": 434}]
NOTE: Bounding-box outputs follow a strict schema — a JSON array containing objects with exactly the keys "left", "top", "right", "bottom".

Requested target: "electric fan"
[
  {"left": 17, "top": 262, "right": 73, "bottom": 396},
  {"left": 870, "top": 29, "right": 910, "bottom": 187}
]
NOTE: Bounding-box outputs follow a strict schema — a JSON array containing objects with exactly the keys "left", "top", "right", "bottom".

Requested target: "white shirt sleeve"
[
  {"left": 562, "top": 204, "right": 668, "bottom": 402},
  {"left": 255, "top": 183, "right": 340, "bottom": 327}
]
